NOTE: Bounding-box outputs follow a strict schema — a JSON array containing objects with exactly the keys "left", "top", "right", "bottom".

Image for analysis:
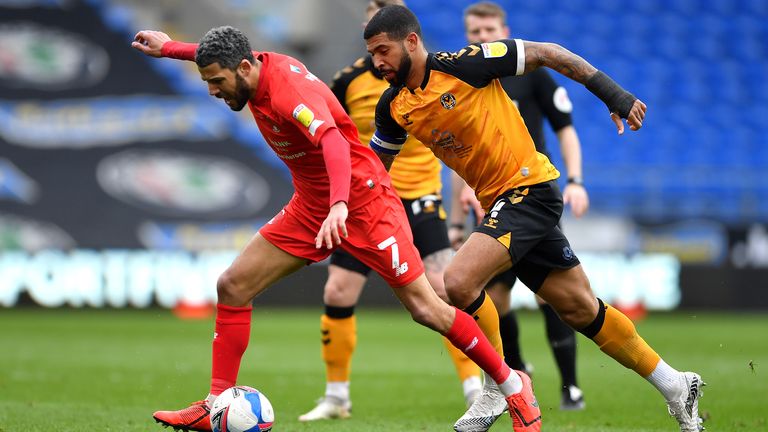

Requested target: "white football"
[
  {"left": 210, "top": 386, "right": 257, "bottom": 430},
  {"left": 210, "top": 386, "right": 274, "bottom": 432}
]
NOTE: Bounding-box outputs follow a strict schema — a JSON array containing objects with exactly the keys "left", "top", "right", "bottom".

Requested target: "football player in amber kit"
[{"left": 365, "top": 5, "right": 703, "bottom": 432}]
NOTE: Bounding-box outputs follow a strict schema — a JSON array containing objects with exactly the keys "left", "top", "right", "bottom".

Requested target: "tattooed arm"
[
  {"left": 523, "top": 41, "right": 646, "bottom": 132},
  {"left": 522, "top": 42, "right": 597, "bottom": 83}
]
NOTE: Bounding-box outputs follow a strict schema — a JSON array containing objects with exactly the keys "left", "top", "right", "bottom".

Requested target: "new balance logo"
[
  {"left": 395, "top": 262, "right": 409, "bottom": 276},
  {"left": 465, "top": 337, "right": 478, "bottom": 351}
]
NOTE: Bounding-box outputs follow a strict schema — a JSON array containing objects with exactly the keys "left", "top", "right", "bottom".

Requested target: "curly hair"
[
  {"left": 195, "top": 26, "right": 254, "bottom": 70},
  {"left": 363, "top": 5, "right": 421, "bottom": 41}
]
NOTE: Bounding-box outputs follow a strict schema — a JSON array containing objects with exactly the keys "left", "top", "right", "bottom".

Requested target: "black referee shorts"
[
  {"left": 474, "top": 180, "right": 579, "bottom": 292},
  {"left": 330, "top": 194, "right": 451, "bottom": 276}
]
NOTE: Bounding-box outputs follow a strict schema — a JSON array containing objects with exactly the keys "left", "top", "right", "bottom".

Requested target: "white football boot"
[
  {"left": 560, "top": 385, "right": 586, "bottom": 411},
  {"left": 666, "top": 372, "right": 705, "bottom": 432},
  {"left": 463, "top": 375, "right": 483, "bottom": 409},
  {"left": 453, "top": 372, "right": 508, "bottom": 432},
  {"left": 298, "top": 396, "right": 351, "bottom": 422}
]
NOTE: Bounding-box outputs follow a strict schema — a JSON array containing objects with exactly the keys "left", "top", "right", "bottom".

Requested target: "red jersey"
[
  {"left": 247, "top": 52, "right": 391, "bottom": 212},
  {"left": 160, "top": 42, "right": 391, "bottom": 212}
]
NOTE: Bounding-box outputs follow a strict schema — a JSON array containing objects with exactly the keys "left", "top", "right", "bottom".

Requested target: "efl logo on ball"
[{"left": 210, "top": 386, "right": 274, "bottom": 432}]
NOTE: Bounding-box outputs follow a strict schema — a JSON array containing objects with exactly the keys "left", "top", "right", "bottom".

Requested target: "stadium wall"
[{"left": 2, "top": 249, "right": 767, "bottom": 310}]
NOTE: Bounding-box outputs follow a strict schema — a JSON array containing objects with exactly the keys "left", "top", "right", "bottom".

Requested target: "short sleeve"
[{"left": 432, "top": 39, "right": 525, "bottom": 88}]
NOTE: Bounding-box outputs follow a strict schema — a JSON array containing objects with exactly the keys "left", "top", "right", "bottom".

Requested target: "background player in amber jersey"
[
  {"left": 365, "top": 6, "right": 703, "bottom": 432},
  {"left": 299, "top": 0, "right": 484, "bottom": 422},
  {"left": 132, "top": 25, "right": 531, "bottom": 432},
  {"left": 449, "top": 1, "right": 589, "bottom": 411}
]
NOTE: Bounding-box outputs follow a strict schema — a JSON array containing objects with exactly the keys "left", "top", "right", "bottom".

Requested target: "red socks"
[
  {"left": 210, "top": 304, "right": 252, "bottom": 395},
  {"left": 208, "top": 305, "right": 510, "bottom": 396},
  {"left": 445, "top": 307, "right": 511, "bottom": 385}
]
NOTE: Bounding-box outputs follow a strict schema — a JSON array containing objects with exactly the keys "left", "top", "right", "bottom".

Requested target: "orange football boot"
[
  {"left": 505, "top": 371, "right": 541, "bottom": 431},
  {"left": 153, "top": 400, "right": 211, "bottom": 431}
]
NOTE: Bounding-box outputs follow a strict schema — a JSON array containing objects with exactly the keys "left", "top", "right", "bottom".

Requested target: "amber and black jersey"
[
  {"left": 500, "top": 69, "right": 574, "bottom": 158},
  {"left": 372, "top": 39, "right": 560, "bottom": 211},
  {"left": 330, "top": 55, "right": 442, "bottom": 199}
]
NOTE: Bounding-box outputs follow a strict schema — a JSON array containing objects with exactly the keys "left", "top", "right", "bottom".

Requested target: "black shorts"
[
  {"left": 330, "top": 194, "right": 450, "bottom": 276},
  {"left": 488, "top": 220, "right": 564, "bottom": 290},
  {"left": 475, "top": 180, "right": 579, "bottom": 292}
]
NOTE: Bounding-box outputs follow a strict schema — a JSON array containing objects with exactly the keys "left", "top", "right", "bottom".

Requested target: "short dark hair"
[
  {"left": 464, "top": 1, "right": 507, "bottom": 26},
  {"left": 363, "top": 5, "right": 422, "bottom": 41},
  {"left": 195, "top": 26, "right": 254, "bottom": 70}
]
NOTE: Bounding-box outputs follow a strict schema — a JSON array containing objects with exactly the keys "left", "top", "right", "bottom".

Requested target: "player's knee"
[
  {"left": 216, "top": 269, "right": 250, "bottom": 306},
  {"left": 425, "top": 271, "right": 450, "bottom": 303},
  {"left": 443, "top": 267, "right": 476, "bottom": 307},
  {"left": 553, "top": 297, "right": 594, "bottom": 329},
  {"left": 543, "top": 267, "right": 594, "bottom": 328},
  {"left": 408, "top": 304, "right": 438, "bottom": 330},
  {"left": 323, "top": 278, "right": 350, "bottom": 305},
  {"left": 323, "top": 272, "right": 364, "bottom": 306}
]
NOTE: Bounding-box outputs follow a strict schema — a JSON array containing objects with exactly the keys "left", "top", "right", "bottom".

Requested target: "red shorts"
[{"left": 259, "top": 186, "right": 424, "bottom": 287}]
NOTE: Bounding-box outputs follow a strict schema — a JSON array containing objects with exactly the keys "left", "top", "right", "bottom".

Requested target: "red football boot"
[
  {"left": 153, "top": 400, "right": 211, "bottom": 431},
  {"left": 505, "top": 371, "right": 541, "bottom": 431}
]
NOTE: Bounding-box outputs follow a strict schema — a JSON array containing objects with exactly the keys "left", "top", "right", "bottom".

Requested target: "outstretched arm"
[
  {"left": 132, "top": 30, "right": 197, "bottom": 61},
  {"left": 522, "top": 41, "right": 646, "bottom": 134},
  {"left": 522, "top": 42, "right": 597, "bottom": 85}
]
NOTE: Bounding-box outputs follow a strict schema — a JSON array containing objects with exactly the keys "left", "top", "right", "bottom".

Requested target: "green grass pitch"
[{"left": 1, "top": 308, "right": 766, "bottom": 431}]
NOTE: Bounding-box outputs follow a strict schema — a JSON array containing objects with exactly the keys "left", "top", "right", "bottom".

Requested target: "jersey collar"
[
  {"left": 251, "top": 52, "right": 270, "bottom": 103},
  {"left": 418, "top": 53, "right": 433, "bottom": 91}
]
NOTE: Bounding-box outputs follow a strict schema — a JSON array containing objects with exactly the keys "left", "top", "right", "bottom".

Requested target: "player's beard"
[
  {"left": 228, "top": 74, "right": 251, "bottom": 111},
  {"left": 387, "top": 44, "right": 412, "bottom": 86}
]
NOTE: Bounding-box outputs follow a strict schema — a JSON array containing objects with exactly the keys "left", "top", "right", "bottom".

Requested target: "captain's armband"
[{"left": 370, "top": 130, "right": 406, "bottom": 155}]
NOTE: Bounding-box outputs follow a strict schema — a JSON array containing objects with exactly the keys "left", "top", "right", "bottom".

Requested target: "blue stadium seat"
[
  {"left": 746, "top": 0, "right": 768, "bottom": 14},
  {"left": 411, "top": 1, "right": 768, "bottom": 223},
  {"left": 633, "top": 0, "right": 665, "bottom": 15},
  {"left": 668, "top": 0, "right": 701, "bottom": 15}
]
